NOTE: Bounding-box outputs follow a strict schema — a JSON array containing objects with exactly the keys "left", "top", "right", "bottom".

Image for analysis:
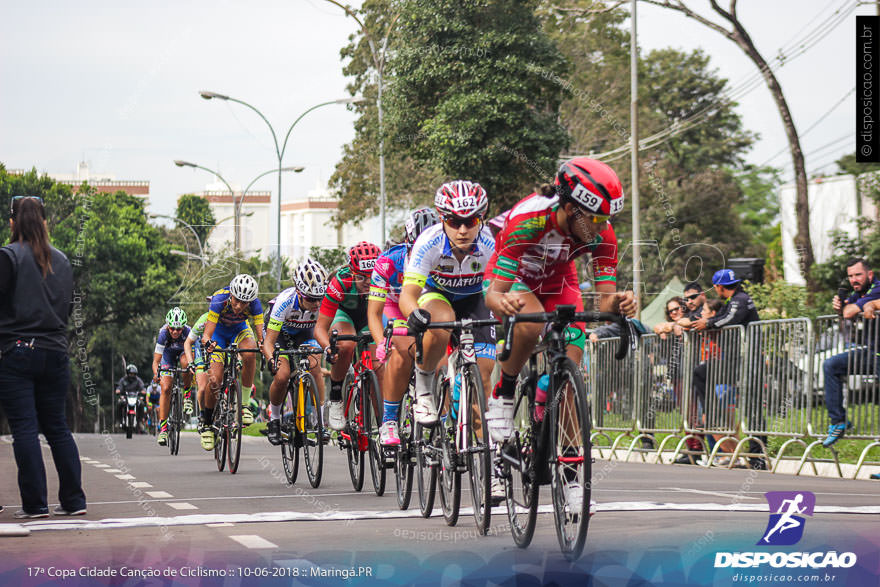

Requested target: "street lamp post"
[
  {"left": 323, "top": 0, "right": 400, "bottom": 245},
  {"left": 174, "top": 160, "right": 302, "bottom": 257},
  {"left": 199, "top": 91, "right": 363, "bottom": 291},
  {"left": 149, "top": 213, "right": 206, "bottom": 266}
]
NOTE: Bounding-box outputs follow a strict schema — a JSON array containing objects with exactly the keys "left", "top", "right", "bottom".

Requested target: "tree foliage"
[{"left": 176, "top": 194, "right": 216, "bottom": 247}]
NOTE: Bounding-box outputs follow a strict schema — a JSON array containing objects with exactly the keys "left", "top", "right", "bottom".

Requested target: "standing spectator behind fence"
[
  {"left": 0, "top": 196, "right": 87, "bottom": 518},
  {"left": 683, "top": 281, "right": 706, "bottom": 320},
  {"left": 653, "top": 297, "right": 687, "bottom": 339},
  {"left": 821, "top": 258, "right": 880, "bottom": 447},
  {"left": 691, "top": 269, "right": 763, "bottom": 468}
]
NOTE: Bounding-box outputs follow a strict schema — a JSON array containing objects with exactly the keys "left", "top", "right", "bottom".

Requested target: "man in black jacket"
[
  {"left": 692, "top": 269, "right": 765, "bottom": 469},
  {"left": 115, "top": 364, "right": 146, "bottom": 430}
]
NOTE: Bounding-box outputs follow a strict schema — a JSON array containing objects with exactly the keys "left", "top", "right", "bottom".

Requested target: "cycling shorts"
[
  {"left": 419, "top": 286, "right": 496, "bottom": 360},
  {"left": 209, "top": 321, "right": 255, "bottom": 364},
  {"left": 331, "top": 307, "right": 370, "bottom": 336},
  {"left": 277, "top": 330, "right": 321, "bottom": 364}
]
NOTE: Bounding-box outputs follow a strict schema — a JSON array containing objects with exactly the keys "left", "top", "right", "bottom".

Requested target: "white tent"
[{"left": 641, "top": 276, "right": 686, "bottom": 328}]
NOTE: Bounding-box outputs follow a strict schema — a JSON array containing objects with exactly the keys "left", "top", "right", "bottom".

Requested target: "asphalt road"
[{"left": 1, "top": 432, "right": 878, "bottom": 586}]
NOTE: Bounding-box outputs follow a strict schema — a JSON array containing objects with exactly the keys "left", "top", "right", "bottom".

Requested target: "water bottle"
[
  {"left": 450, "top": 373, "right": 461, "bottom": 421},
  {"left": 534, "top": 374, "right": 549, "bottom": 422}
]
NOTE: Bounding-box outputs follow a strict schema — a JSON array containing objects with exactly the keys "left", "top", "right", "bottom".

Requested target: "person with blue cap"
[{"left": 690, "top": 268, "right": 765, "bottom": 469}]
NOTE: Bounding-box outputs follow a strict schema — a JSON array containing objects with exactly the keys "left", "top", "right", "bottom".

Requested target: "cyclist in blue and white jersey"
[
  {"left": 151, "top": 307, "right": 193, "bottom": 446},
  {"left": 183, "top": 308, "right": 213, "bottom": 450},
  {"left": 260, "top": 257, "right": 329, "bottom": 446},
  {"left": 199, "top": 274, "right": 264, "bottom": 451},
  {"left": 400, "top": 181, "right": 497, "bottom": 427},
  {"left": 367, "top": 207, "right": 439, "bottom": 447}
]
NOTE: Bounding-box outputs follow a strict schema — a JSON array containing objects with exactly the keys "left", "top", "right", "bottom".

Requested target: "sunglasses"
[
  {"left": 168, "top": 327, "right": 183, "bottom": 332},
  {"left": 666, "top": 306, "right": 683, "bottom": 315},
  {"left": 443, "top": 215, "right": 481, "bottom": 229},
  {"left": 572, "top": 208, "right": 610, "bottom": 224},
  {"left": 9, "top": 195, "right": 44, "bottom": 215},
  {"left": 300, "top": 294, "right": 323, "bottom": 304},
  {"left": 684, "top": 294, "right": 701, "bottom": 301}
]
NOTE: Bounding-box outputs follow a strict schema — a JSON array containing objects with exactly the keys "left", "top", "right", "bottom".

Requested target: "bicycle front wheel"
[
  {"left": 464, "top": 363, "right": 491, "bottom": 535},
  {"left": 300, "top": 372, "right": 324, "bottom": 488},
  {"left": 395, "top": 384, "right": 415, "bottom": 510},
  {"left": 213, "top": 392, "right": 227, "bottom": 472},
  {"left": 548, "top": 357, "right": 592, "bottom": 561},
  {"left": 343, "top": 371, "right": 365, "bottom": 492},
  {"left": 364, "top": 369, "right": 386, "bottom": 497},
  {"left": 281, "top": 381, "right": 299, "bottom": 485},
  {"left": 436, "top": 372, "right": 460, "bottom": 527},
  {"left": 169, "top": 387, "right": 182, "bottom": 456},
  {"left": 227, "top": 380, "right": 243, "bottom": 474}
]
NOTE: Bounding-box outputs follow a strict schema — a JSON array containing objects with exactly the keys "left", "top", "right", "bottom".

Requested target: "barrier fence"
[{"left": 583, "top": 315, "right": 880, "bottom": 478}]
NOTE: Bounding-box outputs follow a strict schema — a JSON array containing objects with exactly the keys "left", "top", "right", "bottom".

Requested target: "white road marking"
[
  {"left": 166, "top": 503, "right": 198, "bottom": 510},
  {"left": 659, "top": 487, "right": 759, "bottom": 500},
  {"left": 129, "top": 482, "right": 152, "bottom": 488},
  {"left": 93, "top": 464, "right": 110, "bottom": 468},
  {"left": 104, "top": 469, "right": 123, "bottom": 473},
  {"left": 9, "top": 502, "right": 880, "bottom": 533},
  {"left": 229, "top": 535, "right": 278, "bottom": 549},
  {"left": 115, "top": 474, "right": 136, "bottom": 480},
  {"left": 146, "top": 491, "right": 173, "bottom": 499},
  {"left": 207, "top": 523, "right": 235, "bottom": 527}
]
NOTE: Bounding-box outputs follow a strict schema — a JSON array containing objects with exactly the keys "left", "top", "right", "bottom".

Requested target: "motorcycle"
[{"left": 124, "top": 390, "right": 140, "bottom": 439}]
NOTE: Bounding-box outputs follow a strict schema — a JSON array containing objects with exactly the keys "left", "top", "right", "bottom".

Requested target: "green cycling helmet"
[{"left": 165, "top": 306, "right": 187, "bottom": 328}]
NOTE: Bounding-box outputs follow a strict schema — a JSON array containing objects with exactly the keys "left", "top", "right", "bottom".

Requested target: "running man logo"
[{"left": 758, "top": 491, "right": 816, "bottom": 546}]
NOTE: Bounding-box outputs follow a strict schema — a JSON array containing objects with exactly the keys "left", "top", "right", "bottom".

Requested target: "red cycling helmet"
[
  {"left": 555, "top": 157, "right": 624, "bottom": 216},
  {"left": 347, "top": 241, "right": 381, "bottom": 276}
]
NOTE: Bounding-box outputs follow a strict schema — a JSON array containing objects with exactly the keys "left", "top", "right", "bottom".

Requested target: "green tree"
[
  {"left": 309, "top": 245, "right": 348, "bottom": 274},
  {"left": 733, "top": 164, "right": 782, "bottom": 257},
  {"left": 175, "top": 194, "right": 216, "bottom": 247}
]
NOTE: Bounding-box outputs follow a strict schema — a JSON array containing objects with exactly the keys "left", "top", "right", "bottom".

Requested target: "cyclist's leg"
[
  {"left": 416, "top": 292, "right": 455, "bottom": 371},
  {"left": 488, "top": 279, "right": 544, "bottom": 388},
  {"left": 330, "top": 310, "right": 357, "bottom": 383},
  {"left": 237, "top": 326, "right": 258, "bottom": 389},
  {"left": 158, "top": 369, "right": 172, "bottom": 422}
]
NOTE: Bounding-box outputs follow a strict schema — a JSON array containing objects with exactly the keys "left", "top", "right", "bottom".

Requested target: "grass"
[{"left": 243, "top": 421, "right": 268, "bottom": 437}]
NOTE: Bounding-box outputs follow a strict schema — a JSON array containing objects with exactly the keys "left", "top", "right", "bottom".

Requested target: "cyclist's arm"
[
  {"left": 484, "top": 276, "right": 524, "bottom": 318},
  {"left": 262, "top": 323, "right": 280, "bottom": 362},
  {"left": 249, "top": 299, "right": 265, "bottom": 346},
  {"left": 595, "top": 281, "right": 621, "bottom": 313},
  {"left": 200, "top": 316, "right": 218, "bottom": 346},
  {"left": 367, "top": 298, "right": 386, "bottom": 347},
  {"left": 314, "top": 312, "right": 333, "bottom": 351},
  {"left": 151, "top": 352, "right": 161, "bottom": 381},
  {"left": 399, "top": 282, "right": 423, "bottom": 319},
  {"left": 183, "top": 336, "right": 195, "bottom": 366}
]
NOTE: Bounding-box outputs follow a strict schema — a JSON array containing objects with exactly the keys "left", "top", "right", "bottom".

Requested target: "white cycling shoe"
[
  {"left": 328, "top": 400, "right": 345, "bottom": 431},
  {"left": 486, "top": 395, "right": 515, "bottom": 442},
  {"left": 414, "top": 393, "right": 438, "bottom": 425}
]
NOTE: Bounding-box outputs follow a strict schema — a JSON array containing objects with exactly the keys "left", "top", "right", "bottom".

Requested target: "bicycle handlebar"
[{"left": 497, "top": 305, "right": 636, "bottom": 362}]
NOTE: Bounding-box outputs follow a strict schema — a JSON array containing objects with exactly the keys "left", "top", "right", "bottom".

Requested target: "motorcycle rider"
[{"left": 115, "top": 364, "right": 147, "bottom": 432}]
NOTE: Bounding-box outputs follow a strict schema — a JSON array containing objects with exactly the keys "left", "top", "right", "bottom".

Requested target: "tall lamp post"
[
  {"left": 323, "top": 0, "right": 400, "bottom": 245},
  {"left": 174, "top": 160, "right": 303, "bottom": 257},
  {"left": 199, "top": 91, "right": 363, "bottom": 290}
]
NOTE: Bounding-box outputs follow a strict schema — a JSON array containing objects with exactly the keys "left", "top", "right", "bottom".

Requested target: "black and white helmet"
[
  {"left": 229, "top": 273, "right": 258, "bottom": 302},
  {"left": 405, "top": 207, "right": 440, "bottom": 245},
  {"left": 294, "top": 257, "right": 328, "bottom": 299}
]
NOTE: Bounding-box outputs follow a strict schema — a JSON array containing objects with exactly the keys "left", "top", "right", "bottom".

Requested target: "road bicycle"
[
  {"left": 164, "top": 367, "right": 189, "bottom": 455},
  {"left": 272, "top": 345, "right": 325, "bottom": 488},
  {"left": 496, "top": 306, "right": 635, "bottom": 560},
  {"left": 328, "top": 330, "right": 385, "bottom": 495},
  {"left": 411, "top": 316, "right": 499, "bottom": 534},
  {"left": 211, "top": 343, "right": 262, "bottom": 474}
]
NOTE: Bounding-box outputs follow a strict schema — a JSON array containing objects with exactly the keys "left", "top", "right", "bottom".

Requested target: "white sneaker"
[
  {"left": 563, "top": 482, "right": 583, "bottom": 516},
  {"left": 328, "top": 400, "right": 345, "bottom": 431},
  {"left": 486, "top": 395, "right": 515, "bottom": 442},
  {"left": 491, "top": 477, "right": 505, "bottom": 505},
  {"left": 414, "top": 393, "right": 438, "bottom": 425},
  {"left": 380, "top": 421, "right": 401, "bottom": 446}
]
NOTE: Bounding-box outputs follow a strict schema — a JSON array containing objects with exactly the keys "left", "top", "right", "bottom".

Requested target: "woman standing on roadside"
[{"left": 0, "top": 196, "right": 87, "bottom": 518}]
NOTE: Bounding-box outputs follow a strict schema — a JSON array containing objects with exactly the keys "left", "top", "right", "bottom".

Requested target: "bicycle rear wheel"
[
  {"left": 213, "top": 391, "right": 227, "bottom": 472},
  {"left": 436, "top": 373, "right": 460, "bottom": 527},
  {"left": 281, "top": 381, "right": 299, "bottom": 485},
  {"left": 463, "top": 363, "right": 491, "bottom": 534},
  {"left": 395, "top": 384, "right": 415, "bottom": 510},
  {"left": 364, "top": 369, "right": 386, "bottom": 497},
  {"left": 343, "top": 371, "right": 365, "bottom": 491},
  {"left": 227, "top": 380, "right": 243, "bottom": 474},
  {"left": 548, "top": 358, "right": 592, "bottom": 561},
  {"left": 300, "top": 372, "right": 324, "bottom": 488},
  {"left": 169, "top": 386, "right": 182, "bottom": 456},
  {"left": 504, "top": 371, "right": 540, "bottom": 548}
]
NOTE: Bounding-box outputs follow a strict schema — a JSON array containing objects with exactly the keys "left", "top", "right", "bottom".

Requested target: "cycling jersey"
[
  {"left": 188, "top": 312, "right": 210, "bottom": 342},
  {"left": 320, "top": 267, "right": 367, "bottom": 319},
  {"left": 207, "top": 288, "right": 264, "bottom": 329},
  {"left": 267, "top": 287, "right": 318, "bottom": 334},
  {"left": 404, "top": 223, "right": 495, "bottom": 301},
  {"left": 369, "top": 243, "right": 408, "bottom": 321},
  {"left": 154, "top": 325, "right": 191, "bottom": 358},
  {"left": 486, "top": 193, "right": 618, "bottom": 292}
]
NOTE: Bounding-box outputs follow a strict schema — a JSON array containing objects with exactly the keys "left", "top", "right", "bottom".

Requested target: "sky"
[{"left": 0, "top": 0, "right": 869, "bottom": 218}]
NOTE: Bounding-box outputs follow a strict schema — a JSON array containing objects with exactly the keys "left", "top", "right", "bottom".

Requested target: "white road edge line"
[{"left": 229, "top": 535, "right": 278, "bottom": 549}]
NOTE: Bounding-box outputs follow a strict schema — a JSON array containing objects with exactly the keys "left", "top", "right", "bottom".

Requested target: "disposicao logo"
[
  {"left": 759, "top": 491, "right": 815, "bottom": 546},
  {"left": 714, "top": 491, "right": 858, "bottom": 569}
]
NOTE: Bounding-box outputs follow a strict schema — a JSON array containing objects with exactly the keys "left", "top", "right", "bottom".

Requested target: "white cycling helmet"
[
  {"left": 294, "top": 257, "right": 328, "bottom": 299},
  {"left": 229, "top": 273, "right": 259, "bottom": 302},
  {"left": 434, "top": 180, "right": 489, "bottom": 219}
]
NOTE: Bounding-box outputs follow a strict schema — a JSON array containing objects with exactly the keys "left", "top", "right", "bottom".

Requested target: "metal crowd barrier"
[{"left": 584, "top": 313, "right": 880, "bottom": 477}]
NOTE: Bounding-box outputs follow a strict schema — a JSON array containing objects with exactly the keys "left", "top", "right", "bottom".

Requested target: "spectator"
[
  {"left": 821, "top": 258, "right": 880, "bottom": 447},
  {"left": 0, "top": 196, "right": 86, "bottom": 518},
  {"left": 653, "top": 297, "right": 687, "bottom": 339},
  {"left": 682, "top": 281, "right": 707, "bottom": 320},
  {"left": 692, "top": 268, "right": 764, "bottom": 469}
]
